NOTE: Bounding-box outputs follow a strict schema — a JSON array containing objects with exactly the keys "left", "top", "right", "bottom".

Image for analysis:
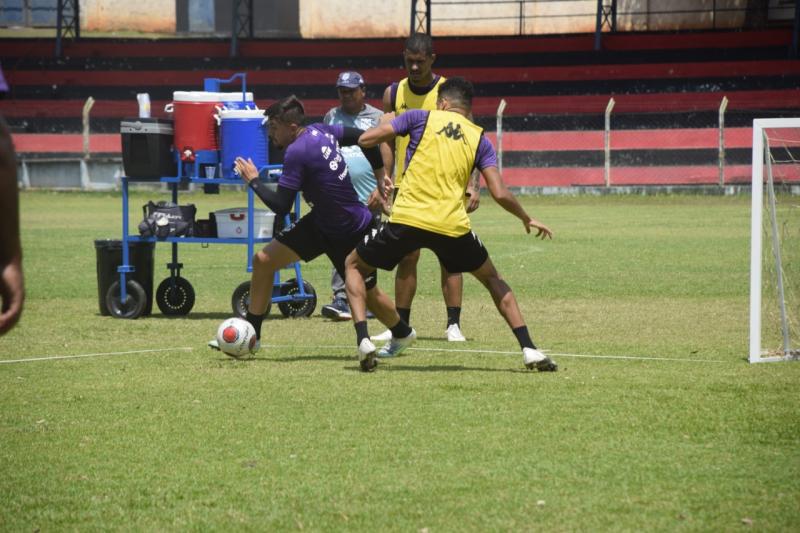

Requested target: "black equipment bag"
[{"left": 138, "top": 201, "right": 197, "bottom": 238}]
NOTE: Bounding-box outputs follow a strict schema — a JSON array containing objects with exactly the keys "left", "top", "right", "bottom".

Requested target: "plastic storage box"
[
  {"left": 121, "top": 118, "right": 177, "bottom": 179},
  {"left": 214, "top": 208, "right": 275, "bottom": 239}
]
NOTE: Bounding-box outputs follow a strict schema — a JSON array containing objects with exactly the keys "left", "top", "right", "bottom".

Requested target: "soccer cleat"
[
  {"left": 321, "top": 298, "right": 352, "bottom": 321},
  {"left": 522, "top": 347, "right": 558, "bottom": 372},
  {"left": 377, "top": 328, "right": 417, "bottom": 358},
  {"left": 208, "top": 339, "right": 220, "bottom": 351},
  {"left": 358, "top": 338, "right": 378, "bottom": 372},
  {"left": 446, "top": 323, "right": 466, "bottom": 342},
  {"left": 370, "top": 329, "right": 393, "bottom": 342}
]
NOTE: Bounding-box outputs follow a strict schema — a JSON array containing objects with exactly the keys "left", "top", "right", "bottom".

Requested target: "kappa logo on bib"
[{"left": 436, "top": 122, "right": 467, "bottom": 144}]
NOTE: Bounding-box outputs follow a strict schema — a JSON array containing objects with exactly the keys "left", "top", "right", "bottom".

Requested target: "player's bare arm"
[
  {"left": 0, "top": 117, "right": 24, "bottom": 335},
  {"left": 359, "top": 122, "right": 397, "bottom": 149},
  {"left": 366, "top": 167, "right": 392, "bottom": 214},
  {"left": 381, "top": 85, "right": 396, "bottom": 179},
  {"left": 482, "top": 165, "right": 553, "bottom": 239},
  {"left": 466, "top": 169, "right": 481, "bottom": 213}
]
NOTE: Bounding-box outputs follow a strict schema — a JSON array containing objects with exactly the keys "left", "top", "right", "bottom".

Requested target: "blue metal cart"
[{"left": 107, "top": 75, "right": 316, "bottom": 319}]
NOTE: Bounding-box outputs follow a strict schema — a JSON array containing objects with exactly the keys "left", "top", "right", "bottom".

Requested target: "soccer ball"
[{"left": 216, "top": 317, "right": 258, "bottom": 359}]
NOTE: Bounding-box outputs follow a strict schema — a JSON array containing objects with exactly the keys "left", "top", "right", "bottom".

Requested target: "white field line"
[
  {"left": 265, "top": 344, "right": 728, "bottom": 364},
  {"left": 0, "top": 345, "right": 727, "bottom": 365},
  {"left": 0, "top": 347, "right": 193, "bottom": 364}
]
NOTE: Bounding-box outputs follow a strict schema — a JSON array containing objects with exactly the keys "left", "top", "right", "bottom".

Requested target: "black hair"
[
  {"left": 437, "top": 77, "right": 474, "bottom": 109},
  {"left": 265, "top": 95, "right": 305, "bottom": 125},
  {"left": 405, "top": 32, "right": 434, "bottom": 56}
]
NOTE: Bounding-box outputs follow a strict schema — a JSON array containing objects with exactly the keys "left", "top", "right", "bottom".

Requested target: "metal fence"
[
  {"left": 489, "top": 96, "right": 797, "bottom": 193},
  {"left": 412, "top": 0, "right": 797, "bottom": 36}
]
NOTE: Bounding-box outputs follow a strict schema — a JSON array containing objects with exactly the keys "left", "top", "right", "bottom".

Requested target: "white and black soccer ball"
[{"left": 216, "top": 317, "right": 258, "bottom": 359}]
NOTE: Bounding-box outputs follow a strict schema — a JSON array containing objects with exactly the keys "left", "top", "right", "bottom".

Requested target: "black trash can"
[{"left": 94, "top": 239, "right": 155, "bottom": 316}]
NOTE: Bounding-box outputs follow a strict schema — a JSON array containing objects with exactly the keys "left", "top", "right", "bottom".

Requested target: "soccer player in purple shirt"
[
  {"left": 345, "top": 77, "right": 558, "bottom": 373},
  {"left": 209, "top": 96, "right": 408, "bottom": 355}
]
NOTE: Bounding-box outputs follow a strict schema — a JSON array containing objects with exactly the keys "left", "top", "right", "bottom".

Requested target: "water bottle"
[{"left": 136, "top": 93, "right": 151, "bottom": 118}]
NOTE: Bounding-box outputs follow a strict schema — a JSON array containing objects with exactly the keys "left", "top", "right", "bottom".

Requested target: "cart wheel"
[
  {"left": 231, "top": 281, "right": 271, "bottom": 319},
  {"left": 278, "top": 278, "right": 317, "bottom": 318},
  {"left": 156, "top": 277, "right": 195, "bottom": 316},
  {"left": 106, "top": 279, "right": 147, "bottom": 319}
]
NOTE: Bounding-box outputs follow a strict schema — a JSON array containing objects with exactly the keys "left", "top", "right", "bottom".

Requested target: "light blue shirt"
[{"left": 323, "top": 103, "right": 383, "bottom": 205}]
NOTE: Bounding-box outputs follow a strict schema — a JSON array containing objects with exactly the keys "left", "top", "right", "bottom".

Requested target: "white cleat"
[
  {"left": 370, "top": 329, "right": 393, "bottom": 342},
  {"left": 208, "top": 339, "right": 220, "bottom": 351},
  {"left": 522, "top": 347, "right": 558, "bottom": 372},
  {"left": 377, "top": 328, "right": 417, "bottom": 358},
  {"left": 358, "top": 338, "right": 378, "bottom": 372},
  {"left": 446, "top": 323, "right": 466, "bottom": 342}
]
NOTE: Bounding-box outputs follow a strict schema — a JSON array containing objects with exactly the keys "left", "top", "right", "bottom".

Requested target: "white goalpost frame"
[{"left": 749, "top": 117, "right": 800, "bottom": 363}]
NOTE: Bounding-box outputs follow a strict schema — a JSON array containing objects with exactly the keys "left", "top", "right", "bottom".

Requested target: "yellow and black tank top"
[
  {"left": 390, "top": 109, "right": 484, "bottom": 237},
  {"left": 392, "top": 75, "right": 446, "bottom": 182}
]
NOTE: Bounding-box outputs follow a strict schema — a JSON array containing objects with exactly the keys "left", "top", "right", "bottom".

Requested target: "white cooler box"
[{"left": 214, "top": 208, "right": 275, "bottom": 239}]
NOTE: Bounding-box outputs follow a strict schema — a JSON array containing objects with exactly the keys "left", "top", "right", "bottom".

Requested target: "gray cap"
[{"left": 336, "top": 71, "right": 365, "bottom": 88}]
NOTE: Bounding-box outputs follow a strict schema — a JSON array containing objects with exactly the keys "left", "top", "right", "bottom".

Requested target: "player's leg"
[
  {"left": 469, "top": 257, "right": 523, "bottom": 328},
  {"left": 251, "top": 213, "right": 321, "bottom": 339},
  {"left": 370, "top": 249, "right": 418, "bottom": 342},
  {"left": 344, "top": 250, "right": 388, "bottom": 372},
  {"left": 469, "top": 257, "right": 557, "bottom": 372},
  {"left": 395, "top": 249, "right": 419, "bottom": 321},
  {"left": 209, "top": 238, "right": 298, "bottom": 352},
  {"left": 441, "top": 266, "right": 466, "bottom": 341},
  {"left": 344, "top": 251, "right": 397, "bottom": 326},
  {"left": 321, "top": 267, "right": 351, "bottom": 321},
  {"left": 348, "top": 222, "right": 418, "bottom": 369},
  {"left": 247, "top": 239, "right": 300, "bottom": 339}
]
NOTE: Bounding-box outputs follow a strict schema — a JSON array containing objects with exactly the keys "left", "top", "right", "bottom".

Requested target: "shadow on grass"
[
  {"left": 142, "top": 312, "right": 314, "bottom": 321},
  {"left": 210, "top": 353, "right": 349, "bottom": 363},
  {"left": 376, "top": 364, "right": 527, "bottom": 373},
  {"left": 210, "top": 351, "right": 553, "bottom": 374}
]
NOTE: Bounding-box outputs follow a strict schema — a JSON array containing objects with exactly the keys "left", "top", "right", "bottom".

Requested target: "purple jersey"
[
  {"left": 278, "top": 123, "right": 373, "bottom": 238},
  {"left": 391, "top": 109, "right": 498, "bottom": 172}
]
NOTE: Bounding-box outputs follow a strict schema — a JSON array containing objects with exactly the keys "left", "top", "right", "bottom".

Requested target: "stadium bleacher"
[{"left": 2, "top": 27, "right": 799, "bottom": 187}]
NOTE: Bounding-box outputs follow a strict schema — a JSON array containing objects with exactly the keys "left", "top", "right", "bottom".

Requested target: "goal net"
[{"left": 749, "top": 118, "right": 800, "bottom": 363}]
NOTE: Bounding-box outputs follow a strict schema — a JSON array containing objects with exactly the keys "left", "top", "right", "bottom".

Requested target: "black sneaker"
[{"left": 321, "top": 298, "right": 352, "bottom": 321}]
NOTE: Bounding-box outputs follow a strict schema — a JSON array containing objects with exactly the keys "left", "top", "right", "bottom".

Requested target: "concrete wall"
[
  {"left": 81, "top": 0, "right": 176, "bottom": 33},
  {"left": 615, "top": 0, "right": 747, "bottom": 32},
  {"left": 298, "top": 0, "right": 409, "bottom": 38},
  {"left": 296, "top": 0, "right": 752, "bottom": 38},
  {"left": 76, "top": 0, "right": 768, "bottom": 37}
]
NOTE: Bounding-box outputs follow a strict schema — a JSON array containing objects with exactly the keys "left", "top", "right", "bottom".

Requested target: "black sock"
[
  {"left": 355, "top": 320, "right": 369, "bottom": 344},
  {"left": 390, "top": 319, "right": 412, "bottom": 339},
  {"left": 397, "top": 307, "right": 411, "bottom": 325},
  {"left": 512, "top": 326, "right": 536, "bottom": 350},
  {"left": 446, "top": 306, "right": 461, "bottom": 327},
  {"left": 246, "top": 311, "right": 265, "bottom": 340}
]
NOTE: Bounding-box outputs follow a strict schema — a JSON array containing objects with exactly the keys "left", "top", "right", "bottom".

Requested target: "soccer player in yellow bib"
[
  {"left": 344, "top": 77, "right": 558, "bottom": 373},
  {"left": 371, "top": 33, "right": 480, "bottom": 345}
]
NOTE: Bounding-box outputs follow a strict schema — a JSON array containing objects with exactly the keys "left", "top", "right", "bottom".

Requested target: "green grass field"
[{"left": 1, "top": 190, "right": 798, "bottom": 531}]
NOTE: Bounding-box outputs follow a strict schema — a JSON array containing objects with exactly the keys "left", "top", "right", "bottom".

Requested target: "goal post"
[{"left": 749, "top": 117, "right": 800, "bottom": 363}]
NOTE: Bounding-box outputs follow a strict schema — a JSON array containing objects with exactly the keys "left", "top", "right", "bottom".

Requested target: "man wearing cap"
[{"left": 319, "top": 71, "right": 389, "bottom": 321}]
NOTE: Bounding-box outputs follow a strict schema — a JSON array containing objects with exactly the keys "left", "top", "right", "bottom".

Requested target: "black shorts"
[
  {"left": 356, "top": 222, "right": 489, "bottom": 273},
  {"left": 276, "top": 211, "right": 379, "bottom": 278}
]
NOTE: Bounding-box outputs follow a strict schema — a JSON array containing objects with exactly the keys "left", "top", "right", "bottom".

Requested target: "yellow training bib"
[
  {"left": 390, "top": 110, "right": 484, "bottom": 237},
  {"left": 393, "top": 76, "right": 446, "bottom": 182}
]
